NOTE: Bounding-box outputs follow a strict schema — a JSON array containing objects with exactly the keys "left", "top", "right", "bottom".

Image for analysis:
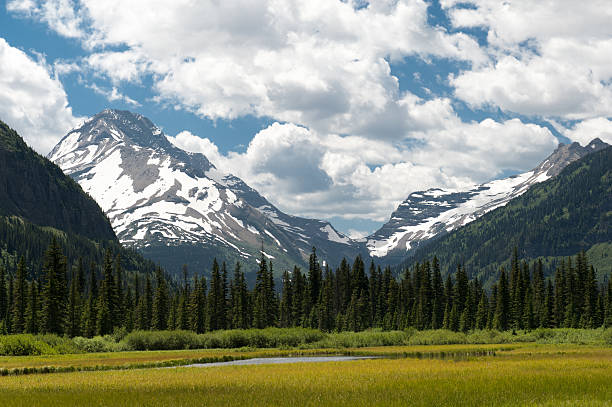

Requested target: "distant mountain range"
[
  {"left": 49, "top": 109, "right": 367, "bottom": 274},
  {"left": 366, "top": 138, "right": 609, "bottom": 263},
  {"left": 404, "top": 145, "right": 612, "bottom": 284},
  {"left": 46, "top": 109, "right": 610, "bottom": 275}
]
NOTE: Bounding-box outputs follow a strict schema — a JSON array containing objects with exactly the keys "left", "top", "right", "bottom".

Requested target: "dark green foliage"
[
  {"left": 11, "top": 257, "right": 27, "bottom": 333},
  {"left": 0, "top": 266, "right": 6, "bottom": 326},
  {"left": 0, "top": 225, "right": 608, "bottom": 337},
  {"left": 229, "top": 262, "right": 249, "bottom": 329},
  {"left": 40, "top": 240, "right": 67, "bottom": 335},
  {"left": 0, "top": 120, "right": 116, "bottom": 241},
  {"left": 152, "top": 268, "right": 169, "bottom": 330},
  {"left": 24, "top": 281, "right": 38, "bottom": 334},
  {"left": 493, "top": 269, "right": 510, "bottom": 331}
]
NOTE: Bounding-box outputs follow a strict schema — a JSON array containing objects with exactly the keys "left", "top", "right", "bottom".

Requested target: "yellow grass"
[{"left": 0, "top": 344, "right": 610, "bottom": 406}]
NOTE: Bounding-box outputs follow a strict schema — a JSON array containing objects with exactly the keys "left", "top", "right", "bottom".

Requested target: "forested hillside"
[
  {"left": 0, "top": 121, "right": 116, "bottom": 241},
  {"left": 1, "top": 240, "right": 610, "bottom": 336},
  {"left": 406, "top": 146, "right": 612, "bottom": 284},
  {"left": 0, "top": 121, "right": 155, "bottom": 282}
]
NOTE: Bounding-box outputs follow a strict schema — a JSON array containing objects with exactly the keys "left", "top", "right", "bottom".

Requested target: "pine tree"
[
  {"left": 41, "top": 240, "right": 67, "bottom": 335},
  {"left": 318, "top": 265, "right": 334, "bottom": 332},
  {"left": 24, "top": 280, "right": 39, "bottom": 334},
  {"left": 493, "top": 268, "right": 510, "bottom": 331},
  {"left": 137, "top": 275, "right": 153, "bottom": 330},
  {"left": 279, "top": 270, "right": 293, "bottom": 328},
  {"left": 66, "top": 271, "right": 81, "bottom": 337},
  {"left": 207, "top": 259, "right": 222, "bottom": 331},
  {"left": 0, "top": 266, "right": 7, "bottom": 326},
  {"left": 475, "top": 290, "right": 488, "bottom": 330},
  {"left": 541, "top": 280, "right": 554, "bottom": 328},
  {"left": 292, "top": 267, "right": 305, "bottom": 327},
  {"left": 6, "top": 275, "right": 13, "bottom": 333},
  {"left": 82, "top": 264, "right": 98, "bottom": 337},
  {"left": 152, "top": 268, "right": 169, "bottom": 330},
  {"left": 97, "top": 250, "right": 116, "bottom": 335},
  {"left": 113, "top": 254, "right": 124, "bottom": 328},
  {"left": 253, "top": 251, "right": 270, "bottom": 329},
  {"left": 604, "top": 279, "right": 612, "bottom": 328},
  {"left": 177, "top": 265, "right": 190, "bottom": 331},
  {"left": 124, "top": 284, "right": 134, "bottom": 332},
  {"left": 431, "top": 258, "right": 444, "bottom": 329},
  {"left": 11, "top": 256, "right": 27, "bottom": 333},
  {"left": 229, "top": 263, "right": 248, "bottom": 329},
  {"left": 553, "top": 265, "right": 566, "bottom": 328}
]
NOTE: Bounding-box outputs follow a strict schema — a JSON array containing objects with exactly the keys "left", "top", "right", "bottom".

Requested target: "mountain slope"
[
  {"left": 367, "top": 139, "right": 609, "bottom": 262},
  {"left": 0, "top": 119, "right": 154, "bottom": 275},
  {"left": 49, "top": 109, "right": 365, "bottom": 274},
  {"left": 405, "top": 145, "right": 612, "bottom": 283},
  {"left": 0, "top": 120, "right": 116, "bottom": 241}
]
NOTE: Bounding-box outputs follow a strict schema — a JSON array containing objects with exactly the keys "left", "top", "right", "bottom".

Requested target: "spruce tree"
[
  {"left": 442, "top": 274, "right": 453, "bottom": 329},
  {"left": 82, "top": 264, "right": 98, "bottom": 337},
  {"left": 253, "top": 252, "right": 269, "bottom": 329},
  {"left": 0, "top": 266, "right": 7, "bottom": 325},
  {"left": 207, "top": 259, "right": 222, "bottom": 331},
  {"left": 475, "top": 291, "right": 488, "bottom": 330},
  {"left": 24, "top": 280, "right": 39, "bottom": 334},
  {"left": 189, "top": 276, "right": 206, "bottom": 333},
  {"left": 604, "top": 279, "right": 612, "bottom": 328},
  {"left": 66, "top": 271, "right": 81, "bottom": 337},
  {"left": 318, "top": 265, "right": 334, "bottom": 332},
  {"left": 41, "top": 240, "right": 67, "bottom": 335},
  {"left": 152, "top": 268, "right": 169, "bottom": 330},
  {"left": 177, "top": 265, "right": 190, "bottom": 331},
  {"left": 230, "top": 262, "right": 248, "bottom": 329},
  {"left": 11, "top": 256, "right": 27, "bottom": 333},
  {"left": 97, "top": 250, "right": 116, "bottom": 335},
  {"left": 279, "top": 270, "right": 293, "bottom": 328},
  {"left": 431, "top": 258, "right": 444, "bottom": 329},
  {"left": 493, "top": 268, "right": 510, "bottom": 331}
]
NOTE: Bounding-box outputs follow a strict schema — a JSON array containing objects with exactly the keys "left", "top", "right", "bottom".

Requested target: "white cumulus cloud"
[{"left": 0, "top": 38, "right": 80, "bottom": 154}]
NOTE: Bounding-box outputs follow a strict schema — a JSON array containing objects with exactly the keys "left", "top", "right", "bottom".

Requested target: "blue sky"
[{"left": 1, "top": 0, "right": 611, "bottom": 237}]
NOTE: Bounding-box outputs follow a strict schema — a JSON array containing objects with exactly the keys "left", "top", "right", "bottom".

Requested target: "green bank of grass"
[
  {"left": 0, "top": 343, "right": 527, "bottom": 373},
  {"left": 0, "top": 346, "right": 611, "bottom": 407},
  {"left": 1, "top": 327, "right": 611, "bottom": 357}
]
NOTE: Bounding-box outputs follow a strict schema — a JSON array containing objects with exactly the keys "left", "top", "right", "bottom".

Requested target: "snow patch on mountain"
[
  {"left": 366, "top": 138, "right": 610, "bottom": 259},
  {"left": 49, "top": 109, "right": 364, "bottom": 272}
]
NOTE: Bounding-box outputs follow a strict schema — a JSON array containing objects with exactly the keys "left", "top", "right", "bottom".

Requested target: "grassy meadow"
[
  {"left": 0, "top": 343, "right": 611, "bottom": 406},
  {"left": 0, "top": 329, "right": 611, "bottom": 406}
]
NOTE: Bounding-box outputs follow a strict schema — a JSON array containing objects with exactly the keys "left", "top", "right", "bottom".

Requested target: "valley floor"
[{"left": 0, "top": 344, "right": 611, "bottom": 406}]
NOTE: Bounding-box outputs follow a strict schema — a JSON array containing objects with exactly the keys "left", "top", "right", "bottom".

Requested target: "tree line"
[{"left": 0, "top": 240, "right": 611, "bottom": 336}]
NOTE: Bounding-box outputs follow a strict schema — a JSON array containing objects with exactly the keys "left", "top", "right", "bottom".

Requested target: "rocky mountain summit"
[{"left": 49, "top": 109, "right": 365, "bottom": 274}]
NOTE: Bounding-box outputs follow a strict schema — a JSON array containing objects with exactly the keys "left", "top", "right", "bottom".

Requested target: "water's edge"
[{"left": 179, "top": 356, "right": 381, "bottom": 368}]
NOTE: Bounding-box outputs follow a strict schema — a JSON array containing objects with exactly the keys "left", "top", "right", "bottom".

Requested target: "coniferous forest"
[{"left": 1, "top": 239, "right": 610, "bottom": 337}]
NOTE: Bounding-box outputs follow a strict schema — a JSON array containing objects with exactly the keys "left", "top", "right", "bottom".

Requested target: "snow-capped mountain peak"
[
  {"left": 365, "top": 138, "right": 610, "bottom": 260},
  {"left": 49, "top": 109, "right": 363, "bottom": 274}
]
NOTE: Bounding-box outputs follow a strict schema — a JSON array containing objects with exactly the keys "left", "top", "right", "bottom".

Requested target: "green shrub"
[
  {"left": 123, "top": 330, "right": 201, "bottom": 351},
  {"left": 603, "top": 328, "right": 612, "bottom": 345},
  {"left": 408, "top": 330, "right": 467, "bottom": 345},
  {"left": 122, "top": 328, "right": 326, "bottom": 351},
  {"left": 0, "top": 335, "right": 57, "bottom": 356},
  {"left": 316, "top": 330, "right": 409, "bottom": 348},
  {"left": 72, "top": 336, "right": 127, "bottom": 353}
]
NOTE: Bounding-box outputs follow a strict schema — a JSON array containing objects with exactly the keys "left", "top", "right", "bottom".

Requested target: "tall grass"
[{"left": 1, "top": 346, "right": 611, "bottom": 406}]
